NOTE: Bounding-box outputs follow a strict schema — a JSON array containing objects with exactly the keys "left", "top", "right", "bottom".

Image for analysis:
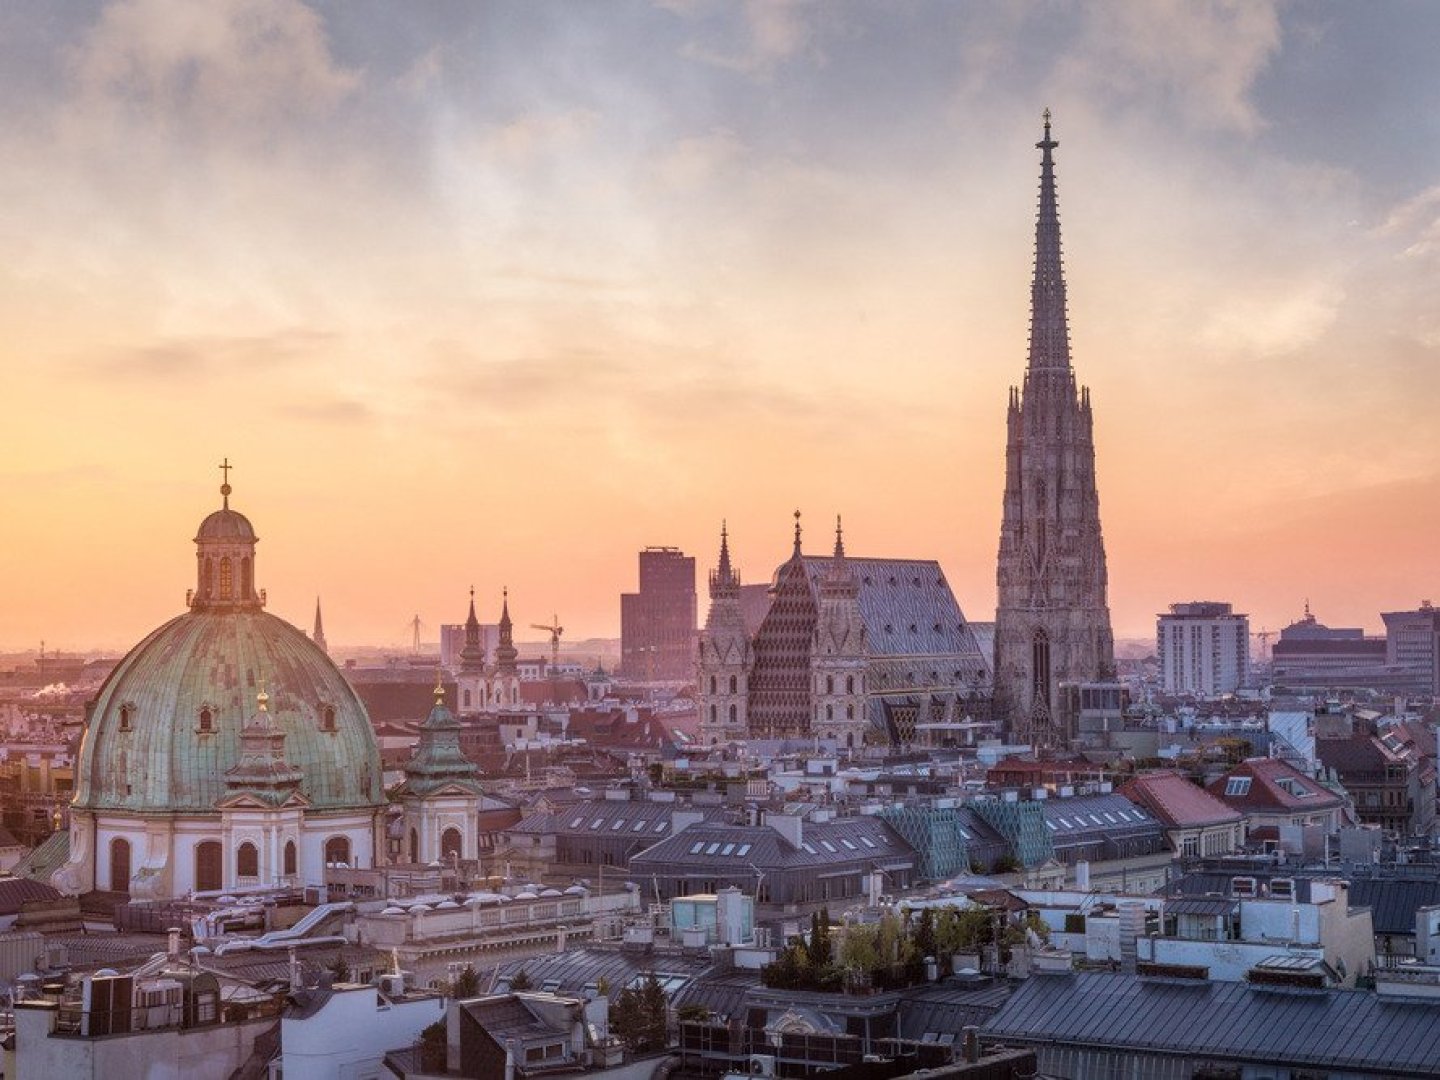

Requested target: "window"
[
  {"left": 826, "top": 675, "right": 834, "bottom": 695},
  {"left": 736, "top": 844, "right": 751, "bottom": 857},
  {"left": 119, "top": 704, "right": 134, "bottom": 731},
  {"left": 195, "top": 840, "right": 223, "bottom": 892},
  {"left": 689, "top": 841, "right": 705, "bottom": 855},
  {"left": 728, "top": 704, "right": 737, "bottom": 723},
  {"left": 110, "top": 837, "right": 132, "bottom": 892},
  {"left": 859, "top": 837, "right": 876, "bottom": 849},
  {"left": 589, "top": 818, "right": 603, "bottom": 830},
  {"left": 321, "top": 705, "right": 336, "bottom": 732},
  {"left": 654, "top": 821, "right": 668, "bottom": 832},
  {"left": 819, "top": 840, "right": 837, "bottom": 853},
  {"left": 611, "top": 819, "right": 626, "bottom": 831},
  {"left": 721, "top": 843, "right": 736, "bottom": 856},
  {"left": 569, "top": 816, "right": 584, "bottom": 829},
  {"left": 237, "top": 841, "right": 259, "bottom": 878},
  {"left": 441, "top": 827, "right": 463, "bottom": 859},
  {"left": 198, "top": 707, "right": 213, "bottom": 733},
  {"left": 1225, "top": 777, "right": 1252, "bottom": 797},
  {"left": 632, "top": 820, "right": 646, "bottom": 832},
  {"left": 839, "top": 838, "right": 857, "bottom": 850},
  {"left": 284, "top": 840, "right": 297, "bottom": 876},
  {"left": 729, "top": 675, "right": 737, "bottom": 694},
  {"left": 219, "top": 557, "right": 233, "bottom": 600},
  {"left": 705, "top": 842, "right": 721, "bottom": 855},
  {"left": 325, "top": 836, "right": 351, "bottom": 867},
  {"left": 710, "top": 676, "right": 717, "bottom": 695}
]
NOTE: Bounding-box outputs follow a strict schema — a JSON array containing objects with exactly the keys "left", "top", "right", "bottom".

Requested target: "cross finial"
[
  {"left": 219, "top": 457, "right": 233, "bottom": 507},
  {"left": 793, "top": 509, "right": 803, "bottom": 555}
]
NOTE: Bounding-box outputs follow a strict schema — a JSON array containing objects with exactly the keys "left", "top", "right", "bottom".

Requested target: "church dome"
[
  {"left": 75, "top": 609, "right": 384, "bottom": 813},
  {"left": 195, "top": 506, "right": 256, "bottom": 543}
]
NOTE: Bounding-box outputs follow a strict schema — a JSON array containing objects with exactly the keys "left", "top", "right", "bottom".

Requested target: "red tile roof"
[
  {"left": 1206, "top": 758, "right": 1345, "bottom": 813},
  {"left": 1118, "top": 771, "right": 1242, "bottom": 828}
]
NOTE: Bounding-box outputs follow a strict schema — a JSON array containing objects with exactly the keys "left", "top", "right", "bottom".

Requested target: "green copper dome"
[{"left": 75, "top": 609, "right": 384, "bottom": 813}]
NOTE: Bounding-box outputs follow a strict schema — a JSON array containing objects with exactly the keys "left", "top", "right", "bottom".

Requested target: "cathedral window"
[
  {"left": 219, "top": 558, "right": 233, "bottom": 600},
  {"left": 728, "top": 704, "right": 737, "bottom": 723},
  {"left": 847, "top": 705, "right": 854, "bottom": 720},
  {"left": 1032, "top": 629, "right": 1052, "bottom": 709},
  {"left": 846, "top": 675, "right": 854, "bottom": 694},
  {"left": 197, "top": 707, "right": 213, "bottom": 733},
  {"left": 710, "top": 676, "right": 717, "bottom": 695},
  {"left": 325, "top": 836, "right": 352, "bottom": 867},
  {"left": 729, "top": 675, "right": 737, "bottom": 694},
  {"left": 236, "top": 842, "right": 259, "bottom": 879},
  {"left": 826, "top": 675, "right": 834, "bottom": 695},
  {"left": 826, "top": 704, "right": 833, "bottom": 721},
  {"left": 710, "top": 704, "right": 717, "bottom": 723}
]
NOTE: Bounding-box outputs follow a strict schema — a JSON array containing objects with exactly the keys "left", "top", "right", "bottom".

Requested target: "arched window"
[
  {"left": 240, "top": 557, "right": 252, "bottom": 599},
  {"left": 218, "top": 558, "right": 233, "bottom": 600},
  {"left": 118, "top": 704, "right": 134, "bottom": 731},
  {"left": 201, "top": 558, "right": 213, "bottom": 597},
  {"left": 826, "top": 675, "right": 834, "bottom": 695},
  {"left": 709, "top": 675, "right": 717, "bottom": 695},
  {"left": 463, "top": 689, "right": 471, "bottom": 708},
  {"left": 846, "top": 675, "right": 854, "bottom": 694},
  {"left": 729, "top": 675, "right": 737, "bottom": 694},
  {"left": 195, "top": 840, "right": 223, "bottom": 892},
  {"left": 728, "top": 703, "right": 737, "bottom": 723},
  {"left": 709, "top": 704, "right": 717, "bottom": 722},
  {"left": 409, "top": 829, "right": 419, "bottom": 864},
  {"left": 198, "top": 707, "right": 213, "bottom": 733},
  {"left": 283, "top": 840, "right": 297, "bottom": 877},
  {"left": 324, "top": 836, "right": 351, "bottom": 867},
  {"left": 110, "top": 837, "right": 132, "bottom": 892},
  {"left": 826, "top": 704, "right": 833, "bottom": 721},
  {"left": 441, "top": 827, "right": 463, "bottom": 860},
  {"left": 320, "top": 705, "right": 336, "bottom": 732},
  {"left": 1032, "top": 629, "right": 1052, "bottom": 710},
  {"left": 237, "top": 841, "right": 259, "bottom": 879}
]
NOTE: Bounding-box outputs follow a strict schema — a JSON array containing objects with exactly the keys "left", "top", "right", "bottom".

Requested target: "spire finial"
[
  {"left": 834, "top": 514, "right": 845, "bottom": 559},
  {"left": 219, "top": 457, "right": 232, "bottom": 508},
  {"left": 793, "top": 509, "right": 802, "bottom": 555},
  {"left": 257, "top": 679, "right": 269, "bottom": 712},
  {"left": 434, "top": 667, "right": 445, "bottom": 704}
]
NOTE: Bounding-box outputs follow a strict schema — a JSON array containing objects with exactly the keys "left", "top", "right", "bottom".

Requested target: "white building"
[{"left": 1157, "top": 602, "right": 1250, "bottom": 696}]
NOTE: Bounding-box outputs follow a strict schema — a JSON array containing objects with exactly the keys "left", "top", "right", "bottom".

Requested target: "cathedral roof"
[{"left": 795, "top": 556, "right": 982, "bottom": 660}]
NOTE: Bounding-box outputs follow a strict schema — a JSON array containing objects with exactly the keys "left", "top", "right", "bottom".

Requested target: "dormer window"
[
  {"left": 320, "top": 705, "right": 337, "bottom": 732},
  {"left": 198, "top": 707, "right": 214, "bottom": 733},
  {"left": 118, "top": 703, "right": 135, "bottom": 731}
]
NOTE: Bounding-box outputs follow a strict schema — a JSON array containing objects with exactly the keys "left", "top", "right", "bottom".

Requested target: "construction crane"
[
  {"left": 1252, "top": 627, "right": 1274, "bottom": 664},
  {"left": 407, "top": 614, "right": 425, "bottom": 652},
  {"left": 531, "top": 615, "right": 563, "bottom": 676}
]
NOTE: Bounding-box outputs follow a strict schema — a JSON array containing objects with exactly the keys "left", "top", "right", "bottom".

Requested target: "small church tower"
[
  {"left": 810, "top": 517, "right": 869, "bottom": 749},
  {"left": 698, "top": 523, "right": 751, "bottom": 744},
  {"left": 395, "top": 678, "right": 484, "bottom": 864},
  {"left": 456, "top": 588, "right": 486, "bottom": 713},
  {"left": 487, "top": 589, "right": 522, "bottom": 709}
]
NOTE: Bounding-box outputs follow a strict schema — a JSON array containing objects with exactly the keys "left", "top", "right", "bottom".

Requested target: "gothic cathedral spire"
[{"left": 994, "top": 111, "right": 1114, "bottom": 749}]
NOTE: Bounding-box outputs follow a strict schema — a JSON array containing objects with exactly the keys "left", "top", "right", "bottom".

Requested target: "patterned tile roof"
[{"left": 798, "top": 557, "right": 983, "bottom": 660}]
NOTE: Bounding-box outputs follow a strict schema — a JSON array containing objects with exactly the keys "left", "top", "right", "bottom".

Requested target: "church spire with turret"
[
  {"left": 698, "top": 522, "right": 751, "bottom": 744},
  {"left": 312, "top": 597, "right": 327, "bottom": 655},
  {"left": 994, "top": 111, "right": 1114, "bottom": 749}
]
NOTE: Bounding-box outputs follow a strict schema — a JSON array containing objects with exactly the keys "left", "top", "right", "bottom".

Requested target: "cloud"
[
  {"left": 678, "top": 0, "right": 821, "bottom": 76},
  {"left": 655, "top": 128, "right": 745, "bottom": 189},
  {"left": 86, "top": 330, "right": 336, "bottom": 380},
  {"left": 69, "top": 0, "right": 359, "bottom": 140},
  {"left": 1058, "top": 0, "right": 1283, "bottom": 134}
]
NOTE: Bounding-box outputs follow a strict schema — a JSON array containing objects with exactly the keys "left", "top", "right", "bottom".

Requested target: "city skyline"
[{"left": 4, "top": 2, "right": 1439, "bottom": 650}]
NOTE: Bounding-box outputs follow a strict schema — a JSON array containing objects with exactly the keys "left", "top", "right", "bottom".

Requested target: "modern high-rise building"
[
  {"left": 1381, "top": 602, "right": 1440, "bottom": 695},
  {"left": 1157, "top": 601, "right": 1250, "bottom": 696},
  {"left": 620, "top": 546, "right": 697, "bottom": 681},
  {"left": 993, "top": 112, "right": 1114, "bottom": 747}
]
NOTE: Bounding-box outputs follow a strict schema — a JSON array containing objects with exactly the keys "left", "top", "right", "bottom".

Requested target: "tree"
[
  {"left": 419, "top": 1018, "right": 448, "bottom": 1072},
  {"left": 914, "top": 907, "right": 937, "bottom": 959},
  {"left": 452, "top": 964, "right": 480, "bottom": 998},
  {"left": 806, "top": 908, "right": 833, "bottom": 968},
  {"left": 327, "top": 955, "right": 350, "bottom": 984},
  {"left": 611, "top": 974, "right": 668, "bottom": 1052},
  {"left": 509, "top": 968, "right": 533, "bottom": 991}
]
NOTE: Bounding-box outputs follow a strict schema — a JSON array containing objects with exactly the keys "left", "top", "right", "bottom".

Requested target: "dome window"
[
  {"left": 320, "top": 704, "right": 337, "bottom": 732},
  {"left": 219, "top": 558, "right": 233, "bottom": 600},
  {"left": 197, "top": 707, "right": 214, "bottom": 733},
  {"left": 118, "top": 703, "right": 135, "bottom": 731}
]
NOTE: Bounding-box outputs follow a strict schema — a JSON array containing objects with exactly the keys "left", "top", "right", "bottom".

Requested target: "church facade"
[
  {"left": 52, "top": 474, "right": 389, "bottom": 900},
  {"left": 698, "top": 516, "right": 991, "bottom": 748},
  {"left": 993, "top": 113, "right": 1115, "bottom": 748}
]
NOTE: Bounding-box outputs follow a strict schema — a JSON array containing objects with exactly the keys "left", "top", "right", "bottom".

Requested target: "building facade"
[
  {"left": 620, "top": 547, "right": 697, "bottom": 681},
  {"left": 993, "top": 112, "right": 1114, "bottom": 748},
  {"left": 1157, "top": 601, "right": 1250, "bottom": 696},
  {"left": 1382, "top": 603, "right": 1440, "bottom": 695},
  {"left": 52, "top": 473, "right": 387, "bottom": 901},
  {"left": 698, "top": 518, "right": 991, "bottom": 747}
]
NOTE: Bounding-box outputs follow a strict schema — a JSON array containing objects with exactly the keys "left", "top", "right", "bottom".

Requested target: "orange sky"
[{"left": 2, "top": 2, "right": 1439, "bottom": 652}]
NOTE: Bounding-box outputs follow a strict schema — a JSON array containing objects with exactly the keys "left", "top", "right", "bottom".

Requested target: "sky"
[{"left": 2, "top": 0, "right": 1439, "bottom": 652}]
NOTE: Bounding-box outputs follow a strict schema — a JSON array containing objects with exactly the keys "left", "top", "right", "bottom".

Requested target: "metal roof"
[
  {"left": 982, "top": 971, "right": 1440, "bottom": 1076},
  {"left": 630, "top": 817, "right": 915, "bottom": 873},
  {"left": 495, "top": 946, "right": 714, "bottom": 1002},
  {"left": 898, "top": 979, "right": 1013, "bottom": 1041}
]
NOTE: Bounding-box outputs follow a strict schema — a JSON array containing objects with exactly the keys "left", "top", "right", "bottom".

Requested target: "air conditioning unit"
[
  {"left": 749, "top": 1055, "right": 777, "bottom": 1077},
  {"left": 379, "top": 974, "right": 405, "bottom": 998}
]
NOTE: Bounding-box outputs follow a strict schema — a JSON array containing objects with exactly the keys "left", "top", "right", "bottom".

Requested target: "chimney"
[
  {"left": 768, "top": 813, "right": 804, "bottom": 849},
  {"left": 167, "top": 927, "right": 181, "bottom": 961}
]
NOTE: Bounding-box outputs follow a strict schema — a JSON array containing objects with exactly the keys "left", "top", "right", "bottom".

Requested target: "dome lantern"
[{"left": 190, "top": 458, "right": 263, "bottom": 612}]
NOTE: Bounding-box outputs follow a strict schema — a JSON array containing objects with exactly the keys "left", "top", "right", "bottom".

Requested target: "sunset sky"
[{"left": 3, "top": 1, "right": 1439, "bottom": 652}]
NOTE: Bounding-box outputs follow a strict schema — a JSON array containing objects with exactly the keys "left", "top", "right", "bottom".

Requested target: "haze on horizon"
[{"left": 2, "top": 1, "right": 1438, "bottom": 653}]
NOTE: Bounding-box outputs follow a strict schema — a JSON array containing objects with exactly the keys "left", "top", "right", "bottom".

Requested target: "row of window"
[
  {"left": 199, "top": 555, "right": 255, "bottom": 601},
  {"left": 115, "top": 703, "right": 338, "bottom": 732},
  {"left": 107, "top": 835, "right": 352, "bottom": 891}
]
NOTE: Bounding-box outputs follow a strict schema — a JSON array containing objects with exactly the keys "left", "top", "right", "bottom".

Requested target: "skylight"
[
  {"left": 689, "top": 841, "right": 705, "bottom": 855},
  {"left": 736, "top": 844, "right": 752, "bottom": 857},
  {"left": 632, "top": 820, "right": 646, "bottom": 832},
  {"left": 819, "top": 840, "right": 837, "bottom": 853},
  {"left": 611, "top": 819, "right": 626, "bottom": 830},
  {"left": 859, "top": 836, "right": 876, "bottom": 849},
  {"left": 705, "top": 842, "right": 721, "bottom": 855},
  {"left": 569, "top": 817, "right": 584, "bottom": 829},
  {"left": 1225, "top": 777, "right": 1252, "bottom": 797},
  {"left": 721, "top": 843, "right": 736, "bottom": 856},
  {"left": 839, "top": 839, "right": 857, "bottom": 850}
]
